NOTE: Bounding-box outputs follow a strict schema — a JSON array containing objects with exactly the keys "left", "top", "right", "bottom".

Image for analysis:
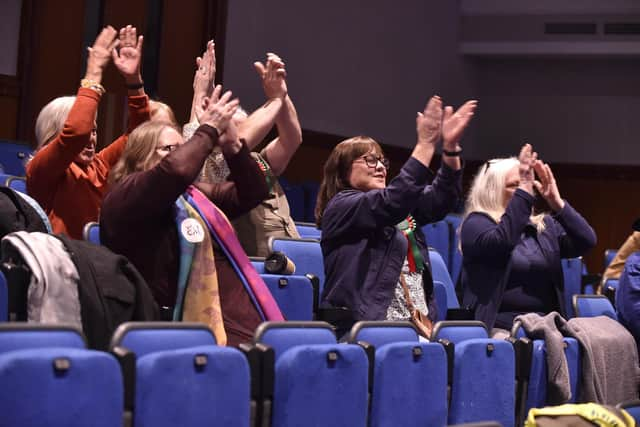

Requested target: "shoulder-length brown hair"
[
  {"left": 109, "top": 121, "right": 180, "bottom": 184},
  {"left": 314, "top": 136, "right": 383, "bottom": 227}
]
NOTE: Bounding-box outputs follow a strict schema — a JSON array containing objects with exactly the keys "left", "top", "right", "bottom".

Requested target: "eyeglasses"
[
  {"left": 157, "top": 144, "right": 179, "bottom": 153},
  {"left": 356, "top": 154, "right": 390, "bottom": 169}
]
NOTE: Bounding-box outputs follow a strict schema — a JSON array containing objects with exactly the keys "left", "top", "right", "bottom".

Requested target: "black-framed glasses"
[{"left": 357, "top": 154, "right": 390, "bottom": 169}]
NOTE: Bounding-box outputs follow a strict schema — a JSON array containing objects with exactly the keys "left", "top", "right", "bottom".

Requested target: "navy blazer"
[
  {"left": 615, "top": 251, "right": 640, "bottom": 352},
  {"left": 460, "top": 189, "right": 597, "bottom": 330},
  {"left": 320, "top": 157, "right": 463, "bottom": 320}
]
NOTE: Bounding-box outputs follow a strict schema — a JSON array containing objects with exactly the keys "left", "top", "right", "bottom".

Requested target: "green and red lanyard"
[
  {"left": 397, "top": 215, "right": 425, "bottom": 273},
  {"left": 254, "top": 156, "right": 274, "bottom": 195}
]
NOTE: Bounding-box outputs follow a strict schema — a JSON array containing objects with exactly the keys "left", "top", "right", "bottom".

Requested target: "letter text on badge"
[{"left": 180, "top": 218, "right": 205, "bottom": 243}]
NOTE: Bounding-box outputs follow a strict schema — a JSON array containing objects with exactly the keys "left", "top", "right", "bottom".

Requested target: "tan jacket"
[{"left": 601, "top": 231, "right": 640, "bottom": 291}]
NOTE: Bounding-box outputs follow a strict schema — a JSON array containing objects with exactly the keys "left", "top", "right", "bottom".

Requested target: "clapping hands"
[
  {"left": 533, "top": 159, "right": 564, "bottom": 212},
  {"left": 518, "top": 143, "right": 564, "bottom": 211},
  {"left": 518, "top": 143, "right": 537, "bottom": 193},
  {"left": 254, "top": 53, "right": 288, "bottom": 100},
  {"left": 193, "top": 40, "right": 216, "bottom": 100},
  {"left": 112, "top": 25, "right": 144, "bottom": 84},
  {"left": 85, "top": 26, "right": 119, "bottom": 82},
  {"left": 84, "top": 25, "right": 144, "bottom": 87},
  {"left": 195, "top": 85, "right": 240, "bottom": 137},
  {"left": 416, "top": 97, "right": 478, "bottom": 150},
  {"left": 442, "top": 100, "right": 478, "bottom": 151},
  {"left": 416, "top": 95, "right": 443, "bottom": 146}
]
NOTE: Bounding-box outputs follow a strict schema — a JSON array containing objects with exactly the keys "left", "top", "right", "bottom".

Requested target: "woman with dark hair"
[
  {"left": 101, "top": 85, "right": 284, "bottom": 346},
  {"left": 316, "top": 96, "right": 476, "bottom": 334}
]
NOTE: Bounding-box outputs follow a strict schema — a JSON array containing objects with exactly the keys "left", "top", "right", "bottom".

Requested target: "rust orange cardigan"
[{"left": 26, "top": 87, "right": 150, "bottom": 239}]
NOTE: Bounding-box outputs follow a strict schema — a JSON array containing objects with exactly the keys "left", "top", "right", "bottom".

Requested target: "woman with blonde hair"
[
  {"left": 101, "top": 85, "right": 284, "bottom": 346},
  {"left": 149, "top": 100, "right": 178, "bottom": 127},
  {"left": 460, "top": 144, "right": 596, "bottom": 331},
  {"left": 27, "top": 25, "right": 149, "bottom": 239}
]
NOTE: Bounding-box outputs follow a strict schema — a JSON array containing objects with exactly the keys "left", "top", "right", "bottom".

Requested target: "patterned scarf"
[
  {"left": 174, "top": 196, "right": 227, "bottom": 344},
  {"left": 174, "top": 187, "right": 283, "bottom": 338},
  {"left": 186, "top": 186, "right": 283, "bottom": 321}
]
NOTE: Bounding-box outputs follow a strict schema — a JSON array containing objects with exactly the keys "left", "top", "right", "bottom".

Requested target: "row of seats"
[
  {"left": 0, "top": 320, "right": 527, "bottom": 427},
  {"left": 5, "top": 317, "right": 635, "bottom": 427}
]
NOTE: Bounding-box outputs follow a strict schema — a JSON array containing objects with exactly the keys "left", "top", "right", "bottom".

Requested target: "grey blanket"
[
  {"left": 515, "top": 312, "right": 572, "bottom": 404},
  {"left": 561, "top": 316, "right": 640, "bottom": 404}
]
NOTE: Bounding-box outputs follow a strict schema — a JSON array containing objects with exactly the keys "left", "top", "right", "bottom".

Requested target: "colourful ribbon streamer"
[{"left": 397, "top": 215, "right": 425, "bottom": 273}]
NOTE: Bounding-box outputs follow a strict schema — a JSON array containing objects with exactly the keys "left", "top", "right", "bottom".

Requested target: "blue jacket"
[
  {"left": 460, "top": 189, "right": 597, "bottom": 329},
  {"left": 320, "top": 157, "right": 462, "bottom": 320},
  {"left": 615, "top": 251, "right": 640, "bottom": 352}
]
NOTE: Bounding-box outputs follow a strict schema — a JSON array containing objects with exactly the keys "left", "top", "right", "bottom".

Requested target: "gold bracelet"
[{"left": 80, "top": 79, "right": 105, "bottom": 95}]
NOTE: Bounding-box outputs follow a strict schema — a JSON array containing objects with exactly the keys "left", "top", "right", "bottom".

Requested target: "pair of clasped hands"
[{"left": 517, "top": 143, "right": 565, "bottom": 212}]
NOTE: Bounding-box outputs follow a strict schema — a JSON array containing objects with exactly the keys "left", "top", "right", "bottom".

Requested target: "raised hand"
[
  {"left": 534, "top": 161, "right": 565, "bottom": 211},
  {"left": 188, "top": 40, "right": 216, "bottom": 123},
  {"left": 112, "top": 25, "right": 144, "bottom": 84},
  {"left": 196, "top": 85, "right": 240, "bottom": 135},
  {"left": 85, "top": 26, "right": 118, "bottom": 82},
  {"left": 416, "top": 95, "right": 443, "bottom": 146},
  {"left": 442, "top": 100, "right": 478, "bottom": 150},
  {"left": 517, "top": 143, "right": 537, "bottom": 195},
  {"left": 254, "top": 52, "right": 287, "bottom": 99},
  {"left": 193, "top": 40, "right": 216, "bottom": 98}
]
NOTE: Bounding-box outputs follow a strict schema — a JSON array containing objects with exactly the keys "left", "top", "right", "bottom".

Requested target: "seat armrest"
[
  {"left": 111, "top": 345, "right": 136, "bottom": 412},
  {"left": 239, "top": 342, "right": 275, "bottom": 427}
]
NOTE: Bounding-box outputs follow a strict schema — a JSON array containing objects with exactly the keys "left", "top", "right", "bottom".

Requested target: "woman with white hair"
[
  {"left": 27, "top": 25, "right": 149, "bottom": 239},
  {"left": 460, "top": 144, "right": 596, "bottom": 332}
]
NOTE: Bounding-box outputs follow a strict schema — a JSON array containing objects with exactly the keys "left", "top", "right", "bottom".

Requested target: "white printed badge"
[{"left": 180, "top": 218, "right": 205, "bottom": 243}]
